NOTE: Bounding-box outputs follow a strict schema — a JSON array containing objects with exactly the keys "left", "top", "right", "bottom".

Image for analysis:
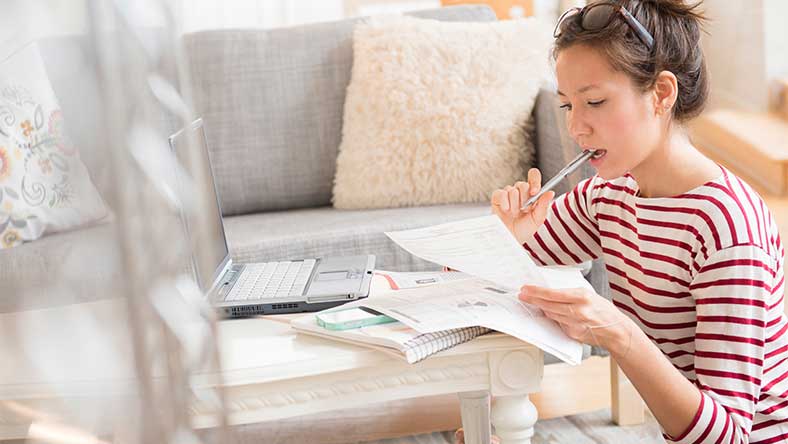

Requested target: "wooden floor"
[
  {"left": 223, "top": 408, "right": 663, "bottom": 444},
  {"left": 363, "top": 410, "right": 664, "bottom": 444}
]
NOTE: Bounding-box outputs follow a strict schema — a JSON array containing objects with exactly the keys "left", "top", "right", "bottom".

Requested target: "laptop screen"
[{"left": 169, "top": 119, "right": 230, "bottom": 293}]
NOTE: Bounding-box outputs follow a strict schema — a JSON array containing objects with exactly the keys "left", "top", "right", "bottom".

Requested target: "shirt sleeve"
[
  {"left": 522, "top": 176, "right": 602, "bottom": 266},
  {"left": 665, "top": 244, "right": 777, "bottom": 444}
]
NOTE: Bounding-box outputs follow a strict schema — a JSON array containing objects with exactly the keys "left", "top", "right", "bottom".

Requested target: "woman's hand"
[
  {"left": 490, "top": 168, "right": 555, "bottom": 245},
  {"left": 518, "top": 285, "right": 635, "bottom": 358}
]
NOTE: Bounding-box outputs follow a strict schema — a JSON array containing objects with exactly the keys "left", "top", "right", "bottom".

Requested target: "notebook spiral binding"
[{"left": 403, "top": 326, "right": 492, "bottom": 363}]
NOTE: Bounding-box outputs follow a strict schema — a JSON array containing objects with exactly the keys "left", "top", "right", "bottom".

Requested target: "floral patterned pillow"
[{"left": 0, "top": 42, "right": 108, "bottom": 249}]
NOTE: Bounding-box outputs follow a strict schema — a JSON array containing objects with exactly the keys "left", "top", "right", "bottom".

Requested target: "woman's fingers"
[
  {"left": 506, "top": 186, "right": 520, "bottom": 218},
  {"left": 520, "top": 285, "right": 587, "bottom": 304},
  {"left": 527, "top": 168, "right": 542, "bottom": 194},
  {"left": 546, "top": 312, "right": 577, "bottom": 326},
  {"left": 491, "top": 189, "right": 507, "bottom": 213},
  {"left": 532, "top": 190, "right": 555, "bottom": 222},
  {"left": 492, "top": 179, "right": 545, "bottom": 221},
  {"left": 515, "top": 181, "right": 530, "bottom": 209},
  {"left": 520, "top": 296, "right": 575, "bottom": 317}
]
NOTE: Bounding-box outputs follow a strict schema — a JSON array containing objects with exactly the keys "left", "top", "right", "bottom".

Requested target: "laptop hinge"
[{"left": 213, "top": 261, "right": 243, "bottom": 301}]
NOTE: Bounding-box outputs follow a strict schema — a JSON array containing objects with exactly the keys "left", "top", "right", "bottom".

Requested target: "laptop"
[{"left": 169, "top": 118, "right": 376, "bottom": 318}]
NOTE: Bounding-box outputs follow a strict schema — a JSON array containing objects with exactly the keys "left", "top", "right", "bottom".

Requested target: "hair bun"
[{"left": 639, "top": 0, "right": 708, "bottom": 24}]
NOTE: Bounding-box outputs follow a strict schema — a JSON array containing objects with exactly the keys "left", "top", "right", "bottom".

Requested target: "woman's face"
[{"left": 555, "top": 44, "right": 661, "bottom": 180}]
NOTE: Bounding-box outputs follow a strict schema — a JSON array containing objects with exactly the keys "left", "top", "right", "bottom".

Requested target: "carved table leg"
[
  {"left": 487, "top": 348, "right": 542, "bottom": 444},
  {"left": 458, "top": 391, "right": 492, "bottom": 444},
  {"left": 491, "top": 394, "right": 538, "bottom": 444}
]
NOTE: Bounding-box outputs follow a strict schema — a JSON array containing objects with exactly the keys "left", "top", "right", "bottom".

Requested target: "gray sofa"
[
  {"left": 2, "top": 5, "right": 608, "bottom": 361},
  {"left": 183, "top": 5, "right": 602, "bottom": 272}
]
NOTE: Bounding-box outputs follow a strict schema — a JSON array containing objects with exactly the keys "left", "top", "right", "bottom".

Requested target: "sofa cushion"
[
  {"left": 183, "top": 5, "right": 497, "bottom": 216},
  {"left": 0, "top": 221, "right": 120, "bottom": 313},
  {"left": 332, "top": 15, "right": 551, "bottom": 209},
  {"left": 223, "top": 203, "right": 491, "bottom": 270}
]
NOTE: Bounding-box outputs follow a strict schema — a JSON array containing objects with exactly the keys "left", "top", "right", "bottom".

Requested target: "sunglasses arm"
[{"left": 618, "top": 6, "right": 655, "bottom": 49}]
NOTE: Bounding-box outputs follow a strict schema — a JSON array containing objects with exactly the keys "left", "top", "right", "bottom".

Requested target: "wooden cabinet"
[{"left": 689, "top": 110, "right": 788, "bottom": 196}]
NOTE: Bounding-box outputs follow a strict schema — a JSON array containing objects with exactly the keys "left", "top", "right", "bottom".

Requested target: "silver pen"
[{"left": 521, "top": 149, "right": 597, "bottom": 210}]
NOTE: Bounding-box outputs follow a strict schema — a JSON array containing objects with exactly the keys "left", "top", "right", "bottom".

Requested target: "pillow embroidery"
[{"left": 0, "top": 43, "right": 108, "bottom": 249}]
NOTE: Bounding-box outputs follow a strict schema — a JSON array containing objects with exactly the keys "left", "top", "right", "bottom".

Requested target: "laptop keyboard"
[{"left": 225, "top": 260, "right": 317, "bottom": 301}]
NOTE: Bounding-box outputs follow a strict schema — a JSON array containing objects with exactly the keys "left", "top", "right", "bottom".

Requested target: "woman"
[{"left": 461, "top": 1, "right": 788, "bottom": 443}]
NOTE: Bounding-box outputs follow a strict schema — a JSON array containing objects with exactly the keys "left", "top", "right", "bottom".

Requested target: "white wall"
[
  {"left": 701, "top": 0, "right": 768, "bottom": 112},
  {"left": 350, "top": 1, "right": 439, "bottom": 17},
  {"left": 177, "top": 0, "right": 345, "bottom": 32},
  {"left": 4, "top": 0, "right": 783, "bottom": 113},
  {"left": 763, "top": 0, "right": 788, "bottom": 107},
  {"left": 0, "top": 0, "right": 88, "bottom": 61},
  {"left": 701, "top": 0, "right": 787, "bottom": 113}
]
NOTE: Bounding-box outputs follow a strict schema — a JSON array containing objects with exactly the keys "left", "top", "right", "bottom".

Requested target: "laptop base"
[{"left": 221, "top": 298, "right": 363, "bottom": 318}]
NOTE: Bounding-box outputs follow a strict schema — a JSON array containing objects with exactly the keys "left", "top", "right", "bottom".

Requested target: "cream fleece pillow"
[{"left": 332, "top": 15, "right": 552, "bottom": 209}]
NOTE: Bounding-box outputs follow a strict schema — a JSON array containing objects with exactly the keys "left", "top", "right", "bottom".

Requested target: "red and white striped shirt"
[{"left": 524, "top": 167, "right": 788, "bottom": 444}]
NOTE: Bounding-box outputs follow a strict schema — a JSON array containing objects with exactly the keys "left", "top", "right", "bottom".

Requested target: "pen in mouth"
[
  {"left": 521, "top": 149, "right": 599, "bottom": 210},
  {"left": 587, "top": 149, "right": 606, "bottom": 159}
]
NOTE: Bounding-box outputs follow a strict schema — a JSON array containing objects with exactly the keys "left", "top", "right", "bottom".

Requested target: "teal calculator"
[{"left": 316, "top": 306, "right": 397, "bottom": 330}]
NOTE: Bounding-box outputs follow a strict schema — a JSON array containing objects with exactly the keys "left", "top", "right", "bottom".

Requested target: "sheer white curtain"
[{"left": 173, "top": 0, "right": 345, "bottom": 32}]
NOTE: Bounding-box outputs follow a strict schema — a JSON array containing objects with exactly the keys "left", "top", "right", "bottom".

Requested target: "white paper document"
[
  {"left": 384, "top": 215, "right": 592, "bottom": 291},
  {"left": 358, "top": 278, "right": 583, "bottom": 365},
  {"left": 380, "top": 215, "right": 600, "bottom": 365},
  {"left": 375, "top": 270, "right": 473, "bottom": 289}
]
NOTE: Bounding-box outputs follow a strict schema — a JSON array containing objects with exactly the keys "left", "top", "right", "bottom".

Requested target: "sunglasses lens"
[
  {"left": 582, "top": 4, "right": 617, "bottom": 31},
  {"left": 554, "top": 8, "right": 581, "bottom": 37}
]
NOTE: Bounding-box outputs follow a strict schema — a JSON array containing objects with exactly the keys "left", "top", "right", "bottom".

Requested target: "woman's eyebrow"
[{"left": 556, "top": 84, "right": 601, "bottom": 96}]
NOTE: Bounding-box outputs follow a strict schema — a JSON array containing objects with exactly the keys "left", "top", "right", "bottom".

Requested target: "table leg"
[
  {"left": 491, "top": 394, "right": 537, "bottom": 444},
  {"left": 458, "top": 391, "right": 491, "bottom": 444}
]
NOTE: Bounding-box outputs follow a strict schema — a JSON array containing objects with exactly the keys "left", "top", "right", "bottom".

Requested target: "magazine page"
[
  {"left": 375, "top": 269, "right": 473, "bottom": 290},
  {"left": 358, "top": 278, "right": 584, "bottom": 365},
  {"left": 290, "top": 310, "right": 489, "bottom": 364},
  {"left": 384, "top": 215, "right": 546, "bottom": 290}
]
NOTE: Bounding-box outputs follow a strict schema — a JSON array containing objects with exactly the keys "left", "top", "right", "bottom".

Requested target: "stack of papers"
[{"left": 293, "top": 215, "right": 593, "bottom": 365}]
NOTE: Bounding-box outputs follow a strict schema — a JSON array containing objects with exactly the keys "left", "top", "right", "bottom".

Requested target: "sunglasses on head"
[{"left": 554, "top": 2, "right": 655, "bottom": 51}]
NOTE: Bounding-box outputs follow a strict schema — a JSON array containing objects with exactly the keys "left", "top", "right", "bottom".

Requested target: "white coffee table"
[{"left": 0, "top": 277, "right": 544, "bottom": 444}]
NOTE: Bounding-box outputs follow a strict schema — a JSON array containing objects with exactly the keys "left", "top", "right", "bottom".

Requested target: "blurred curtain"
[
  {"left": 172, "top": 0, "right": 345, "bottom": 32},
  {"left": 0, "top": 1, "right": 228, "bottom": 442}
]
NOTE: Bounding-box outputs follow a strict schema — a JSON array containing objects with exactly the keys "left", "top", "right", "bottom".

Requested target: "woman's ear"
[{"left": 652, "top": 70, "right": 678, "bottom": 116}]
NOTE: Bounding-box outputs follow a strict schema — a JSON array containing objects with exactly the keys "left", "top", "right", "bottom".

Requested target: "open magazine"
[
  {"left": 292, "top": 277, "right": 585, "bottom": 365},
  {"left": 293, "top": 215, "right": 594, "bottom": 365},
  {"left": 291, "top": 309, "right": 491, "bottom": 364}
]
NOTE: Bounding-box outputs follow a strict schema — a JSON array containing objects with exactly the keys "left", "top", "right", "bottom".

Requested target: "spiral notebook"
[{"left": 291, "top": 312, "right": 492, "bottom": 364}]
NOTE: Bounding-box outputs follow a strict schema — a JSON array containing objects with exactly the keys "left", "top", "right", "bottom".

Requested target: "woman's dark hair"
[{"left": 553, "top": 0, "right": 709, "bottom": 122}]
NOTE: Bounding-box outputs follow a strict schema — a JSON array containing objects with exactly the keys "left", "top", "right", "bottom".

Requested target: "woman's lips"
[{"left": 588, "top": 149, "right": 607, "bottom": 166}]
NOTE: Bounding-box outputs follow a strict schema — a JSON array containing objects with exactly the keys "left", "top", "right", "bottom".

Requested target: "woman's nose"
[{"left": 567, "top": 110, "right": 592, "bottom": 140}]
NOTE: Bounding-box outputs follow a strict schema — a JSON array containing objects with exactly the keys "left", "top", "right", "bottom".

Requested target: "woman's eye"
[
  {"left": 559, "top": 103, "right": 572, "bottom": 111},
  {"left": 588, "top": 100, "right": 606, "bottom": 107}
]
